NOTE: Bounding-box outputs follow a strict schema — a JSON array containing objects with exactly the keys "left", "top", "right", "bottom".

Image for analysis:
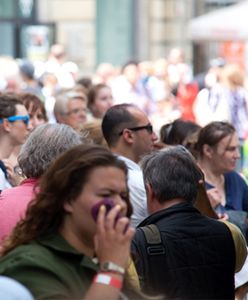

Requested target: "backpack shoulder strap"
[
  {"left": 133, "top": 224, "right": 166, "bottom": 294},
  {"left": 140, "top": 224, "right": 161, "bottom": 243},
  {"left": 140, "top": 224, "right": 165, "bottom": 255}
]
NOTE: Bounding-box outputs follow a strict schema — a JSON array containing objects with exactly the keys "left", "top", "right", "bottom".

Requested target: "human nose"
[
  {"left": 27, "top": 119, "right": 33, "bottom": 132},
  {"left": 151, "top": 131, "right": 158, "bottom": 142},
  {"left": 112, "top": 195, "right": 127, "bottom": 213},
  {"left": 235, "top": 147, "right": 241, "bottom": 159},
  {"left": 78, "top": 109, "right": 86, "bottom": 117},
  {"left": 108, "top": 97, "right": 113, "bottom": 106},
  {"left": 31, "top": 116, "right": 40, "bottom": 129}
]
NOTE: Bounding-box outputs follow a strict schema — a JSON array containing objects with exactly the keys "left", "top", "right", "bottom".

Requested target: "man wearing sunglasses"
[
  {"left": 0, "top": 93, "right": 31, "bottom": 191},
  {"left": 102, "top": 103, "right": 157, "bottom": 227}
]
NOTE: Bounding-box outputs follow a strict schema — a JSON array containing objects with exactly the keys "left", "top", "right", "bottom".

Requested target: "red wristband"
[{"left": 93, "top": 273, "right": 123, "bottom": 289}]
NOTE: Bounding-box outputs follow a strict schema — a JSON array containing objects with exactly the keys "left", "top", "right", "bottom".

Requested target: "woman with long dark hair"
[{"left": 0, "top": 144, "right": 151, "bottom": 300}]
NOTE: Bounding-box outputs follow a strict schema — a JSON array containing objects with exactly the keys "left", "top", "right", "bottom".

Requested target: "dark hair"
[
  {"left": 121, "top": 60, "right": 139, "bottom": 73},
  {"left": 196, "top": 121, "right": 235, "bottom": 158},
  {"left": 102, "top": 104, "right": 139, "bottom": 146},
  {"left": 87, "top": 83, "right": 109, "bottom": 109},
  {"left": 1, "top": 144, "right": 131, "bottom": 255},
  {"left": 160, "top": 119, "right": 201, "bottom": 146},
  {"left": 19, "top": 92, "right": 47, "bottom": 122},
  {"left": 19, "top": 60, "right": 35, "bottom": 80},
  {"left": 77, "top": 77, "right": 93, "bottom": 94},
  {"left": 141, "top": 146, "right": 203, "bottom": 204},
  {"left": 0, "top": 93, "right": 23, "bottom": 118}
]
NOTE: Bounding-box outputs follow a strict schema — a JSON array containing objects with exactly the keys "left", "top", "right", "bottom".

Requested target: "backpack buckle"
[{"left": 147, "top": 245, "right": 165, "bottom": 255}]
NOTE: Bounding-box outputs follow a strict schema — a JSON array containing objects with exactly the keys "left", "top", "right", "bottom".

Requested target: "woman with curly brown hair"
[{"left": 0, "top": 144, "right": 154, "bottom": 300}]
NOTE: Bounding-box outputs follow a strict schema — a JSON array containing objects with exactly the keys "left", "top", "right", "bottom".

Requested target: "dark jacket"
[{"left": 132, "top": 202, "right": 236, "bottom": 299}]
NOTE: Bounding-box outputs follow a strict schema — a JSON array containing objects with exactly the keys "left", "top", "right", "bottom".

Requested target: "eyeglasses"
[
  {"left": 119, "top": 124, "right": 153, "bottom": 135},
  {"left": 66, "top": 108, "right": 86, "bottom": 116},
  {"left": 0, "top": 115, "right": 30, "bottom": 125}
]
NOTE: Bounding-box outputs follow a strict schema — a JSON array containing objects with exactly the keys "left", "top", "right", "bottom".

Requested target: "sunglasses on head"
[
  {"left": 119, "top": 124, "right": 153, "bottom": 135},
  {"left": 0, "top": 115, "right": 30, "bottom": 125}
]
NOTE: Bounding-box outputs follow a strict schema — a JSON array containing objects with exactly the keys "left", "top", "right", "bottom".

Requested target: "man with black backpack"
[{"left": 131, "top": 146, "right": 247, "bottom": 299}]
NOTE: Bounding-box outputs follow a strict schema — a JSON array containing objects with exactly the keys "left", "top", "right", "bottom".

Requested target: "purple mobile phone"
[{"left": 91, "top": 198, "right": 115, "bottom": 221}]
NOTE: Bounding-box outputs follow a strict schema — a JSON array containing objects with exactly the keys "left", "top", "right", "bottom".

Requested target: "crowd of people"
[{"left": 0, "top": 44, "right": 247, "bottom": 299}]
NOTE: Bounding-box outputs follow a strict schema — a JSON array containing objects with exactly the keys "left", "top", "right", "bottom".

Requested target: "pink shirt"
[{"left": 0, "top": 178, "right": 38, "bottom": 243}]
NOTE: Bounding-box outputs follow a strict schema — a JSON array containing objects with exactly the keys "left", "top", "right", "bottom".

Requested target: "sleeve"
[
  {"left": 0, "top": 254, "right": 71, "bottom": 300},
  {"left": 127, "top": 171, "right": 148, "bottom": 227},
  {"left": 221, "top": 220, "right": 248, "bottom": 273},
  {"left": 131, "top": 229, "right": 147, "bottom": 290},
  {"left": 193, "top": 89, "right": 212, "bottom": 127},
  {"left": 126, "top": 256, "right": 140, "bottom": 290},
  {"left": 242, "top": 180, "right": 248, "bottom": 212}
]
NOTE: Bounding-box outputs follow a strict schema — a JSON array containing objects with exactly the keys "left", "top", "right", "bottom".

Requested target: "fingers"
[
  {"left": 103, "top": 204, "right": 122, "bottom": 230},
  {"left": 96, "top": 205, "right": 106, "bottom": 233},
  {"left": 94, "top": 204, "right": 134, "bottom": 268},
  {"left": 115, "top": 217, "right": 135, "bottom": 239},
  {"left": 115, "top": 216, "right": 129, "bottom": 233},
  {"left": 96, "top": 204, "right": 133, "bottom": 238},
  {"left": 96, "top": 204, "right": 121, "bottom": 231}
]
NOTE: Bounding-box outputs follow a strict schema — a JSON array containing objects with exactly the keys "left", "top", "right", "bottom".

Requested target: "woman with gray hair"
[{"left": 0, "top": 123, "right": 83, "bottom": 243}]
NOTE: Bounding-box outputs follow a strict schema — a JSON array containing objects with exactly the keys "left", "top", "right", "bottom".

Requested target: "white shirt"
[
  {"left": 118, "top": 155, "right": 148, "bottom": 227},
  {"left": 0, "top": 169, "right": 11, "bottom": 191}
]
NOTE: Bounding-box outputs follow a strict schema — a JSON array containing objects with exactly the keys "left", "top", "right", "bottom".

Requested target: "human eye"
[
  {"left": 120, "top": 193, "right": 129, "bottom": 201},
  {"left": 73, "top": 108, "right": 80, "bottom": 114},
  {"left": 37, "top": 114, "right": 44, "bottom": 120},
  {"left": 226, "top": 146, "right": 237, "bottom": 152},
  {"left": 99, "top": 192, "right": 112, "bottom": 199}
]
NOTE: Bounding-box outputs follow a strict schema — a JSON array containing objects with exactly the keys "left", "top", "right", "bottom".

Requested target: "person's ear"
[
  {"left": 122, "top": 128, "right": 134, "bottom": 145},
  {"left": 56, "top": 113, "right": 67, "bottom": 124},
  {"left": 2, "top": 119, "right": 11, "bottom": 133},
  {"left": 202, "top": 144, "right": 213, "bottom": 158},
  {"left": 63, "top": 201, "right": 73, "bottom": 213},
  {"left": 145, "top": 182, "right": 157, "bottom": 214},
  {"left": 145, "top": 182, "right": 156, "bottom": 203}
]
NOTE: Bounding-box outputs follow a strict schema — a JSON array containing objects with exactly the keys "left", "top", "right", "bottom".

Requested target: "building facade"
[{"left": 0, "top": 0, "right": 241, "bottom": 75}]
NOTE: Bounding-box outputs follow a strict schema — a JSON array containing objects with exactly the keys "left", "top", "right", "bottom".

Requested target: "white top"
[
  {"left": 235, "top": 249, "right": 248, "bottom": 288},
  {"left": 118, "top": 155, "right": 148, "bottom": 227},
  {"left": 0, "top": 169, "right": 11, "bottom": 191},
  {"left": 0, "top": 276, "right": 34, "bottom": 300}
]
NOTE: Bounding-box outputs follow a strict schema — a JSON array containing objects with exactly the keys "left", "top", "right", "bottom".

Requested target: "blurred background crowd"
[
  {"left": 1, "top": 41, "right": 248, "bottom": 172},
  {"left": 0, "top": 1, "right": 248, "bottom": 298}
]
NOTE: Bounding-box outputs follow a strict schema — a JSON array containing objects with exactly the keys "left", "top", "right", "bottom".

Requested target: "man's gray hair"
[
  {"left": 54, "top": 90, "right": 87, "bottom": 116},
  {"left": 141, "top": 146, "right": 203, "bottom": 203},
  {"left": 18, "top": 123, "right": 83, "bottom": 178}
]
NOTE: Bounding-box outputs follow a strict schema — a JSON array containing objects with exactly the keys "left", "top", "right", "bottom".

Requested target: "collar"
[
  {"left": 20, "top": 178, "right": 39, "bottom": 186},
  {"left": 138, "top": 202, "right": 200, "bottom": 227},
  {"left": 117, "top": 155, "right": 141, "bottom": 171},
  {"left": 36, "top": 233, "right": 98, "bottom": 271}
]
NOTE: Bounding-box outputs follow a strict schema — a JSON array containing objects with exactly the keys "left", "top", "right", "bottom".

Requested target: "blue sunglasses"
[{"left": 0, "top": 115, "right": 30, "bottom": 125}]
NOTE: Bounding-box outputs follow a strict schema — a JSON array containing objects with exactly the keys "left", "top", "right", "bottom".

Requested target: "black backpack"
[{"left": 132, "top": 224, "right": 166, "bottom": 294}]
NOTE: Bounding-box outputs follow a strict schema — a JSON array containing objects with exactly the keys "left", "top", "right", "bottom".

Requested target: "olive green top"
[{"left": 0, "top": 233, "right": 99, "bottom": 300}]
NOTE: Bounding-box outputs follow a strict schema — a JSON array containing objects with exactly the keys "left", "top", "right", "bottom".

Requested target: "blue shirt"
[{"left": 205, "top": 171, "right": 248, "bottom": 212}]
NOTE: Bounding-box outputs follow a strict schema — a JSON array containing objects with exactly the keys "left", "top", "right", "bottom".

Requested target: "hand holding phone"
[{"left": 91, "top": 198, "right": 116, "bottom": 222}]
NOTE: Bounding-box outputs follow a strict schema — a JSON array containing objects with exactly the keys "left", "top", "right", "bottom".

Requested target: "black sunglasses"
[{"left": 119, "top": 124, "right": 153, "bottom": 135}]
